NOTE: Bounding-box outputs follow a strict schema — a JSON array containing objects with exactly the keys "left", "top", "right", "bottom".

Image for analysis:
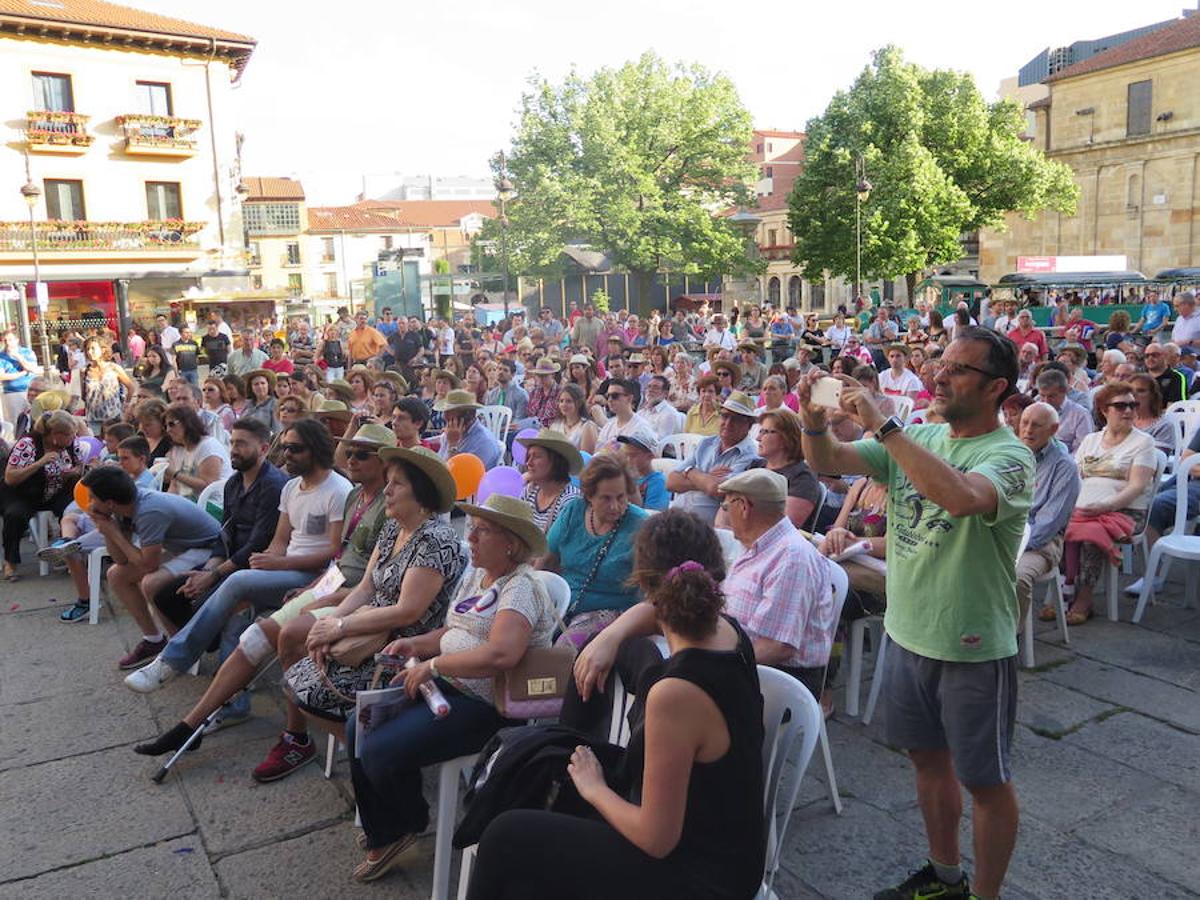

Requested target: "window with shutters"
[
  {"left": 145, "top": 182, "right": 181, "bottom": 219},
  {"left": 32, "top": 72, "right": 74, "bottom": 112},
  {"left": 45, "top": 179, "right": 85, "bottom": 220},
  {"left": 1127, "top": 80, "right": 1152, "bottom": 137}
]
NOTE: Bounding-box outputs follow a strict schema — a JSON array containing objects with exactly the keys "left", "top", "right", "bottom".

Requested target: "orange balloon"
[
  {"left": 73, "top": 480, "right": 92, "bottom": 512},
  {"left": 447, "top": 453, "right": 486, "bottom": 500}
]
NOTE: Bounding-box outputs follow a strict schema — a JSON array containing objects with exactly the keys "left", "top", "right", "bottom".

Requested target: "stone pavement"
[{"left": 0, "top": 545, "right": 1197, "bottom": 899}]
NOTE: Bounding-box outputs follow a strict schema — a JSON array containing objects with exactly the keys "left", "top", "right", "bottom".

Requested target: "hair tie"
[{"left": 666, "top": 560, "right": 707, "bottom": 581}]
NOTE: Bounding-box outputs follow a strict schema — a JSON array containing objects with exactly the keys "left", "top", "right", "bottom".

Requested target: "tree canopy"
[
  {"left": 787, "top": 46, "right": 1078, "bottom": 293},
  {"left": 482, "top": 52, "right": 760, "bottom": 309}
]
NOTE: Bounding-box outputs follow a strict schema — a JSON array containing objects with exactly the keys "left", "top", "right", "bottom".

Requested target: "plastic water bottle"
[{"left": 406, "top": 657, "right": 450, "bottom": 718}]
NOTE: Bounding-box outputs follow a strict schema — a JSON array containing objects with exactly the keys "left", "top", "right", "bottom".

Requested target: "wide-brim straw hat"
[
  {"left": 337, "top": 422, "right": 398, "bottom": 449},
  {"left": 712, "top": 360, "right": 742, "bottom": 383},
  {"left": 721, "top": 390, "right": 757, "bottom": 418},
  {"left": 529, "top": 357, "right": 561, "bottom": 376},
  {"left": 456, "top": 494, "right": 548, "bottom": 557},
  {"left": 515, "top": 427, "right": 584, "bottom": 474},
  {"left": 377, "top": 446, "right": 457, "bottom": 513},
  {"left": 568, "top": 353, "right": 596, "bottom": 374},
  {"left": 431, "top": 368, "right": 462, "bottom": 388},
  {"left": 314, "top": 400, "right": 352, "bottom": 422},
  {"left": 434, "top": 388, "right": 482, "bottom": 412},
  {"left": 244, "top": 368, "right": 277, "bottom": 392},
  {"left": 377, "top": 370, "right": 409, "bottom": 394},
  {"left": 325, "top": 379, "right": 356, "bottom": 404}
]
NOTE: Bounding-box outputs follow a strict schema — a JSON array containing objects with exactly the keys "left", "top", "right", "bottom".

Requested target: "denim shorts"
[{"left": 882, "top": 641, "right": 1018, "bottom": 788}]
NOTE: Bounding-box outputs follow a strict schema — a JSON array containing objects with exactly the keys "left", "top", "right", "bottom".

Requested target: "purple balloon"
[
  {"left": 511, "top": 428, "right": 540, "bottom": 466},
  {"left": 79, "top": 436, "right": 104, "bottom": 461},
  {"left": 477, "top": 466, "right": 525, "bottom": 504}
]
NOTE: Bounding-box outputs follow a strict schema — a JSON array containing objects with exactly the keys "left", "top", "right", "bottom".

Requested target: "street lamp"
[
  {"left": 20, "top": 154, "right": 51, "bottom": 371},
  {"left": 494, "top": 152, "right": 514, "bottom": 319},
  {"left": 855, "top": 154, "right": 872, "bottom": 306}
]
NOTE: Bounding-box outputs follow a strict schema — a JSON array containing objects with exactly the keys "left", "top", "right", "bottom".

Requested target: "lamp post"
[
  {"left": 494, "top": 152, "right": 514, "bottom": 319},
  {"left": 854, "top": 154, "right": 872, "bottom": 305},
  {"left": 20, "top": 154, "right": 52, "bottom": 371}
]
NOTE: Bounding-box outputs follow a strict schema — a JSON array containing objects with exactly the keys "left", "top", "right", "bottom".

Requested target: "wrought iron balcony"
[
  {"left": 0, "top": 220, "right": 205, "bottom": 254},
  {"left": 115, "top": 114, "right": 202, "bottom": 157},
  {"left": 25, "top": 111, "right": 94, "bottom": 154}
]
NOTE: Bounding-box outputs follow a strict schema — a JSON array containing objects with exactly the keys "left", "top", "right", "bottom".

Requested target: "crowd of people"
[{"left": 1, "top": 286, "right": 1197, "bottom": 898}]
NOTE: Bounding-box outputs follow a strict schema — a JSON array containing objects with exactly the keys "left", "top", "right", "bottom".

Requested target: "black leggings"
[
  {"left": 2, "top": 487, "right": 72, "bottom": 565},
  {"left": 465, "top": 809, "right": 682, "bottom": 900}
]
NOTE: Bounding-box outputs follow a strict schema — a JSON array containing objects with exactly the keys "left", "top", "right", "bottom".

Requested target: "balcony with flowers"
[
  {"left": 115, "top": 114, "right": 203, "bottom": 157},
  {"left": 24, "top": 111, "right": 94, "bottom": 155},
  {"left": 0, "top": 219, "right": 206, "bottom": 263}
]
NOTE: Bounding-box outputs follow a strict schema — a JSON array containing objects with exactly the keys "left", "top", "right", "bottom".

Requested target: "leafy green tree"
[
  {"left": 485, "top": 52, "right": 761, "bottom": 312},
  {"left": 787, "top": 46, "right": 1078, "bottom": 300}
]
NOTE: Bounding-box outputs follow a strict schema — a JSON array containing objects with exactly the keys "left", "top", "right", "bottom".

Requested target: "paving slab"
[
  {"left": 1014, "top": 675, "right": 1118, "bottom": 736},
  {"left": 1041, "top": 657, "right": 1200, "bottom": 733},
  {"left": 0, "top": 835, "right": 219, "bottom": 899},
  {"left": 0, "top": 607, "right": 129, "bottom": 704},
  {"left": 1063, "top": 711, "right": 1200, "bottom": 793},
  {"left": 1133, "top": 603, "right": 1200, "bottom": 642},
  {"left": 0, "top": 746, "right": 194, "bottom": 881},
  {"left": 1074, "top": 783, "right": 1200, "bottom": 893},
  {"left": 1064, "top": 619, "right": 1200, "bottom": 691},
  {"left": 817, "top": 719, "right": 919, "bottom": 813},
  {"left": 214, "top": 822, "right": 432, "bottom": 898},
  {"left": 173, "top": 731, "right": 351, "bottom": 856},
  {"left": 0, "top": 682, "right": 152, "bottom": 772}
]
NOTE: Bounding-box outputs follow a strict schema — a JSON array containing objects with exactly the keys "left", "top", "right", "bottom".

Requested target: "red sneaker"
[
  {"left": 118, "top": 637, "right": 167, "bottom": 671},
  {"left": 252, "top": 733, "right": 316, "bottom": 783}
]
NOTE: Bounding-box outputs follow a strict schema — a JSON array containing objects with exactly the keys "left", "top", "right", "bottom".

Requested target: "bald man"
[{"left": 1016, "top": 402, "right": 1080, "bottom": 624}]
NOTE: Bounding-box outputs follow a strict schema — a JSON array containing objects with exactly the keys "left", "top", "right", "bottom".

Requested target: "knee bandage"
[{"left": 237, "top": 622, "right": 273, "bottom": 666}]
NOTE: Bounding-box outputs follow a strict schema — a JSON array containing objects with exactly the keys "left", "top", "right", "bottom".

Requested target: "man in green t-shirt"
[{"left": 799, "top": 327, "right": 1033, "bottom": 900}]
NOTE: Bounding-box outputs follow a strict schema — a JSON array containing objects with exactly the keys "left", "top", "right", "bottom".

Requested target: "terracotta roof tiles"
[
  {"left": 1046, "top": 13, "right": 1200, "bottom": 82},
  {"left": 241, "top": 177, "right": 305, "bottom": 201},
  {"left": 307, "top": 206, "right": 412, "bottom": 233},
  {"left": 0, "top": 0, "right": 253, "bottom": 42},
  {"left": 352, "top": 199, "right": 498, "bottom": 227}
]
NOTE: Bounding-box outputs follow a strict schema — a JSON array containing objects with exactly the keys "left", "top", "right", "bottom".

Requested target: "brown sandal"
[
  {"left": 1038, "top": 605, "right": 1058, "bottom": 622},
  {"left": 1065, "top": 606, "right": 1094, "bottom": 626}
]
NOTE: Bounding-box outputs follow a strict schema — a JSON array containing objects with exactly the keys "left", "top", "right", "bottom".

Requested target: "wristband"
[
  {"left": 429, "top": 656, "right": 441, "bottom": 679},
  {"left": 802, "top": 426, "right": 829, "bottom": 437}
]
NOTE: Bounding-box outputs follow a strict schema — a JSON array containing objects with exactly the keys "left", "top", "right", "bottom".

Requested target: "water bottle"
[{"left": 406, "top": 657, "right": 450, "bottom": 718}]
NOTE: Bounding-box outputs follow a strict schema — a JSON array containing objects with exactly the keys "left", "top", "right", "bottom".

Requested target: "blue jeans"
[
  {"left": 179, "top": 369, "right": 199, "bottom": 387},
  {"left": 347, "top": 683, "right": 503, "bottom": 849},
  {"left": 160, "top": 569, "right": 313, "bottom": 673},
  {"left": 1149, "top": 482, "right": 1200, "bottom": 533}
]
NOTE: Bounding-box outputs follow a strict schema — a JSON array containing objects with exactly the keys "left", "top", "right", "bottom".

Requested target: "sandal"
[
  {"left": 1065, "top": 606, "right": 1094, "bottom": 626},
  {"left": 1037, "top": 605, "right": 1058, "bottom": 622},
  {"left": 3, "top": 563, "right": 18, "bottom": 583},
  {"left": 350, "top": 833, "right": 419, "bottom": 883}
]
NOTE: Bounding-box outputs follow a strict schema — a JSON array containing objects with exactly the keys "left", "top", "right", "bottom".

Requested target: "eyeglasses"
[
  {"left": 281, "top": 442, "right": 309, "bottom": 455},
  {"left": 1107, "top": 401, "right": 1138, "bottom": 411},
  {"left": 933, "top": 360, "right": 999, "bottom": 380},
  {"left": 719, "top": 496, "right": 746, "bottom": 512},
  {"left": 757, "top": 428, "right": 779, "bottom": 435},
  {"left": 347, "top": 448, "right": 376, "bottom": 461}
]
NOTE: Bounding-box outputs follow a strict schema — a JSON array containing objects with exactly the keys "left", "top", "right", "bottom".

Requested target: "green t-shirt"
[{"left": 852, "top": 424, "right": 1034, "bottom": 663}]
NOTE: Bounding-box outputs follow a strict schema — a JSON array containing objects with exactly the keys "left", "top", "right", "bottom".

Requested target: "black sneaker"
[
  {"left": 59, "top": 602, "right": 90, "bottom": 623},
  {"left": 874, "top": 862, "right": 970, "bottom": 900}
]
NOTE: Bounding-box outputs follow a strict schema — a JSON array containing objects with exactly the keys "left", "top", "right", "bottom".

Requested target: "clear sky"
[{"left": 145, "top": 0, "right": 1193, "bottom": 203}]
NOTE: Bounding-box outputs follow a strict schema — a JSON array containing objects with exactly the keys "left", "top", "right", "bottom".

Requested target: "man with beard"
[
  {"left": 125, "top": 418, "right": 351, "bottom": 692},
  {"left": 132, "top": 422, "right": 393, "bottom": 759}
]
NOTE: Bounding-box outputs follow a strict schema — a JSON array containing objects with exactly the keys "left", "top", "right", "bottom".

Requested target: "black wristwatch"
[{"left": 875, "top": 415, "right": 904, "bottom": 443}]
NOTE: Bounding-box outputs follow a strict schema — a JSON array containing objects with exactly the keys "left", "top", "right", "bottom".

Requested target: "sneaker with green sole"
[{"left": 874, "top": 862, "right": 970, "bottom": 900}]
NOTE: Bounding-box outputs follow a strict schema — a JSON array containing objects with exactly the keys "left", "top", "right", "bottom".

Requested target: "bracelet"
[
  {"left": 802, "top": 426, "right": 829, "bottom": 437},
  {"left": 429, "top": 656, "right": 440, "bottom": 679},
  {"left": 335, "top": 617, "right": 345, "bottom": 635}
]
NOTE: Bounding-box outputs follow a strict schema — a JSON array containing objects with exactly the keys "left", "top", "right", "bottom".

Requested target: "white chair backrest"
[
  {"left": 661, "top": 431, "right": 704, "bottom": 461},
  {"left": 535, "top": 570, "right": 572, "bottom": 621},
  {"left": 1169, "top": 455, "right": 1200, "bottom": 534},
  {"left": 149, "top": 458, "right": 169, "bottom": 492},
  {"left": 890, "top": 395, "right": 915, "bottom": 422},
  {"left": 1165, "top": 399, "right": 1200, "bottom": 436},
  {"left": 650, "top": 458, "right": 680, "bottom": 476},
  {"left": 196, "top": 478, "right": 227, "bottom": 519},
  {"left": 1016, "top": 521, "right": 1032, "bottom": 561},
  {"left": 758, "top": 666, "right": 823, "bottom": 888},
  {"left": 476, "top": 405, "right": 512, "bottom": 443},
  {"left": 714, "top": 527, "right": 743, "bottom": 568},
  {"left": 808, "top": 482, "right": 828, "bottom": 531}
]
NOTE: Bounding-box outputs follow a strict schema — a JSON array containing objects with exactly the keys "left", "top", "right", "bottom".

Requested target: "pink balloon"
[
  {"left": 477, "top": 466, "right": 525, "bottom": 504},
  {"left": 510, "top": 428, "right": 540, "bottom": 466}
]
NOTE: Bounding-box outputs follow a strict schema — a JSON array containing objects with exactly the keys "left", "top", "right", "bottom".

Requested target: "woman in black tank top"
[{"left": 467, "top": 511, "right": 765, "bottom": 900}]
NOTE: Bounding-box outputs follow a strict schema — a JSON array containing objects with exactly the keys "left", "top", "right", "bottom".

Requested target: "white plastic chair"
[
  {"left": 1022, "top": 568, "right": 1069, "bottom": 668},
  {"left": 476, "top": 405, "right": 512, "bottom": 444},
  {"left": 660, "top": 431, "right": 704, "bottom": 461},
  {"left": 535, "top": 570, "right": 571, "bottom": 620},
  {"left": 650, "top": 457, "right": 680, "bottom": 477},
  {"left": 714, "top": 527, "right": 744, "bottom": 569},
  {"left": 195, "top": 478, "right": 227, "bottom": 520},
  {"left": 150, "top": 459, "right": 169, "bottom": 491},
  {"left": 756, "top": 666, "right": 825, "bottom": 900},
  {"left": 31, "top": 510, "right": 55, "bottom": 576},
  {"left": 86, "top": 544, "right": 109, "bottom": 625},
  {"left": 1165, "top": 399, "right": 1200, "bottom": 445},
  {"left": 1133, "top": 454, "right": 1200, "bottom": 622},
  {"left": 1102, "top": 449, "right": 1166, "bottom": 621}
]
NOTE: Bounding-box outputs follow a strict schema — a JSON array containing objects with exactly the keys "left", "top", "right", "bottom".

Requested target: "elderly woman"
[
  {"left": 1128, "top": 373, "right": 1175, "bottom": 454},
  {"left": 756, "top": 374, "right": 799, "bottom": 413},
  {"left": 741, "top": 408, "right": 820, "bottom": 530},
  {"left": 683, "top": 374, "right": 721, "bottom": 436},
  {"left": 80, "top": 336, "right": 135, "bottom": 434},
  {"left": 164, "top": 403, "right": 231, "bottom": 501},
  {"left": 469, "top": 510, "right": 764, "bottom": 900},
  {"left": 544, "top": 454, "right": 649, "bottom": 647},
  {"left": 516, "top": 428, "right": 582, "bottom": 533},
  {"left": 345, "top": 366, "right": 375, "bottom": 415},
  {"left": 1, "top": 410, "right": 83, "bottom": 581},
  {"left": 1061, "top": 381, "right": 1157, "bottom": 625},
  {"left": 344, "top": 493, "right": 554, "bottom": 883},
  {"left": 548, "top": 383, "right": 598, "bottom": 454},
  {"left": 133, "top": 397, "right": 173, "bottom": 463},
  {"left": 243, "top": 369, "right": 279, "bottom": 433}
]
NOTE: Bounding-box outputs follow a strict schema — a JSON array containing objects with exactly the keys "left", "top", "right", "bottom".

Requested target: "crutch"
[{"left": 151, "top": 656, "right": 281, "bottom": 784}]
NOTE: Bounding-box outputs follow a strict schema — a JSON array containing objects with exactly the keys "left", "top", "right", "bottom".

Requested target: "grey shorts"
[{"left": 883, "top": 641, "right": 1017, "bottom": 788}]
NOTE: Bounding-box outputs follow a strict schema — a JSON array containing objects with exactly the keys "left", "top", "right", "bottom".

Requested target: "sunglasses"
[
  {"left": 1107, "top": 401, "right": 1137, "bottom": 411},
  {"left": 346, "top": 448, "right": 376, "bottom": 461},
  {"left": 606, "top": 393, "right": 626, "bottom": 400},
  {"left": 281, "top": 442, "right": 309, "bottom": 455}
]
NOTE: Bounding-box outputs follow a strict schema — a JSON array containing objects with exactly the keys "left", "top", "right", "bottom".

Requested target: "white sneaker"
[
  {"left": 1124, "top": 576, "right": 1165, "bottom": 596},
  {"left": 124, "top": 656, "right": 179, "bottom": 693}
]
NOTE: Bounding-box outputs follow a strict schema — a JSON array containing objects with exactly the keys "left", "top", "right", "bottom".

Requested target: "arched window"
[
  {"left": 788, "top": 276, "right": 802, "bottom": 307},
  {"left": 768, "top": 276, "right": 781, "bottom": 305}
]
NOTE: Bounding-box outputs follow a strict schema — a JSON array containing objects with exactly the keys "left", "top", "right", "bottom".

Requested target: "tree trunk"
[
  {"left": 630, "top": 270, "right": 655, "bottom": 316},
  {"left": 905, "top": 271, "right": 919, "bottom": 308}
]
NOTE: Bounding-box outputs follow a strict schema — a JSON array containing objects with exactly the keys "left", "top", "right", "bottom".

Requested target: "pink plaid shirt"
[{"left": 722, "top": 518, "right": 837, "bottom": 669}]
